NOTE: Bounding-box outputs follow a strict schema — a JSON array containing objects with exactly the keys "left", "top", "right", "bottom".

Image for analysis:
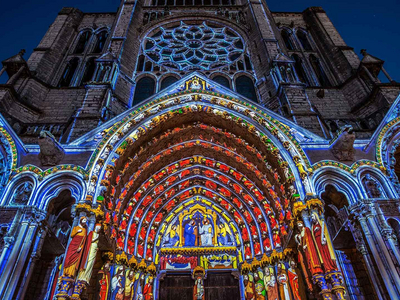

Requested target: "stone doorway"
[{"left": 158, "top": 271, "right": 240, "bottom": 300}]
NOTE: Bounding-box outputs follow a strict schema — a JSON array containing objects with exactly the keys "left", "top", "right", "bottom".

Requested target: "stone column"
[
  {"left": 0, "top": 208, "right": 45, "bottom": 300},
  {"left": 15, "top": 225, "right": 48, "bottom": 300},
  {"left": 350, "top": 219, "right": 386, "bottom": 300},
  {"left": 351, "top": 201, "right": 400, "bottom": 298}
]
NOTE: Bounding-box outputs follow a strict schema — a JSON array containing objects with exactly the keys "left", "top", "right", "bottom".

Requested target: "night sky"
[{"left": 0, "top": 0, "right": 399, "bottom": 82}]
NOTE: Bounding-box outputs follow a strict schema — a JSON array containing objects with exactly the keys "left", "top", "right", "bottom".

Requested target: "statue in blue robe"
[{"left": 184, "top": 219, "right": 197, "bottom": 246}]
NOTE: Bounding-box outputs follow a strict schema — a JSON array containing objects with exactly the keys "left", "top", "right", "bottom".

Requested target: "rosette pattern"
[{"left": 143, "top": 21, "right": 245, "bottom": 71}]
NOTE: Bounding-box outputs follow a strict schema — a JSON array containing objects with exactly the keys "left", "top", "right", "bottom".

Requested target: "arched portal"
[{"left": 55, "top": 75, "right": 346, "bottom": 300}]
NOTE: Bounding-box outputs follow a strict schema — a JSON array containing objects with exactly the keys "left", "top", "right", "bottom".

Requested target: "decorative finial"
[
  {"left": 19, "top": 49, "right": 26, "bottom": 56},
  {"left": 360, "top": 49, "right": 367, "bottom": 56}
]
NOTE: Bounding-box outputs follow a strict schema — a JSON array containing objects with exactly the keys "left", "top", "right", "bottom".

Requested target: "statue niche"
[
  {"left": 362, "top": 174, "right": 384, "bottom": 198},
  {"left": 11, "top": 181, "right": 33, "bottom": 205}
]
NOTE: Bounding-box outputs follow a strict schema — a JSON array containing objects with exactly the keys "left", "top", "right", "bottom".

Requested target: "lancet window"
[{"left": 56, "top": 28, "right": 110, "bottom": 87}]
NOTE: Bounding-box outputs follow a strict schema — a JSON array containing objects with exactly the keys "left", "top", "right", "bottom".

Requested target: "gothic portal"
[{"left": 0, "top": 2, "right": 399, "bottom": 300}]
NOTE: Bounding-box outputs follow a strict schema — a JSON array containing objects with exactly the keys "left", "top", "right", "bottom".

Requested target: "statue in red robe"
[
  {"left": 143, "top": 277, "right": 154, "bottom": 300},
  {"left": 63, "top": 217, "right": 88, "bottom": 278},
  {"left": 288, "top": 260, "right": 301, "bottom": 300},
  {"left": 311, "top": 213, "right": 338, "bottom": 272},
  {"left": 295, "top": 221, "right": 323, "bottom": 275},
  {"left": 98, "top": 262, "right": 111, "bottom": 300}
]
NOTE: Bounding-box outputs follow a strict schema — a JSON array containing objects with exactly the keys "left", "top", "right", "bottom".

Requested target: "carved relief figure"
[
  {"left": 184, "top": 219, "right": 197, "bottom": 246},
  {"left": 11, "top": 181, "right": 33, "bottom": 205},
  {"left": 199, "top": 219, "right": 213, "bottom": 246},
  {"left": 363, "top": 174, "right": 384, "bottom": 198}
]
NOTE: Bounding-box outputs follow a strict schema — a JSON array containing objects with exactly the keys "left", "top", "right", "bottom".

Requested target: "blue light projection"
[{"left": 143, "top": 21, "right": 245, "bottom": 71}]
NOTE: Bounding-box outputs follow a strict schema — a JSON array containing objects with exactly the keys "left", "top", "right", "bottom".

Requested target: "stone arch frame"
[
  {"left": 29, "top": 172, "right": 86, "bottom": 210},
  {"left": 71, "top": 28, "right": 94, "bottom": 55},
  {"left": 356, "top": 166, "right": 397, "bottom": 199},
  {"left": 0, "top": 173, "right": 38, "bottom": 206},
  {"left": 131, "top": 74, "right": 158, "bottom": 107},
  {"left": 0, "top": 128, "right": 17, "bottom": 200},
  {"left": 312, "top": 167, "right": 363, "bottom": 205},
  {"left": 92, "top": 26, "right": 111, "bottom": 53},
  {"left": 210, "top": 71, "right": 232, "bottom": 88},
  {"left": 158, "top": 72, "right": 181, "bottom": 92},
  {"left": 293, "top": 27, "right": 316, "bottom": 52},
  {"left": 378, "top": 118, "right": 400, "bottom": 195},
  {"left": 87, "top": 87, "right": 310, "bottom": 206},
  {"left": 278, "top": 26, "right": 297, "bottom": 51},
  {"left": 123, "top": 160, "right": 276, "bottom": 258},
  {"left": 134, "top": 16, "right": 255, "bottom": 75}
]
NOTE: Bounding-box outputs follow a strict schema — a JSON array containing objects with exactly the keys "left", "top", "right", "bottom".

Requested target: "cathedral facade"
[{"left": 0, "top": 1, "right": 400, "bottom": 299}]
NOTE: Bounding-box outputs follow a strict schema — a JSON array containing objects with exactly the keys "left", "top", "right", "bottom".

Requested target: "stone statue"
[
  {"left": 77, "top": 224, "right": 101, "bottom": 283},
  {"left": 363, "top": 174, "right": 383, "bottom": 198},
  {"left": 295, "top": 221, "right": 323, "bottom": 276},
  {"left": 38, "top": 130, "right": 65, "bottom": 166},
  {"left": 11, "top": 181, "right": 33, "bottom": 205},
  {"left": 62, "top": 217, "right": 88, "bottom": 278},
  {"left": 330, "top": 125, "right": 355, "bottom": 161}
]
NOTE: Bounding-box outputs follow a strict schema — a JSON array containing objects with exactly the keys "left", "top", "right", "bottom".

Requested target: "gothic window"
[
  {"left": 281, "top": 30, "right": 295, "bottom": 51},
  {"left": 212, "top": 75, "right": 230, "bottom": 89},
  {"left": 309, "top": 55, "right": 331, "bottom": 87},
  {"left": 292, "top": 54, "right": 310, "bottom": 86},
  {"left": 74, "top": 31, "right": 92, "bottom": 54},
  {"left": 160, "top": 76, "right": 179, "bottom": 90},
  {"left": 244, "top": 55, "right": 253, "bottom": 71},
  {"left": 142, "top": 22, "right": 246, "bottom": 71},
  {"left": 236, "top": 75, "right": 257, "bottom": 102},
  {"left": 93, "top": 31, "right": 109, "bottom": 53},
  {"left": 58, "top": 58, "right": 79, "bottom": 87},
  {"left": 137, "top": 55, "right": 145, "bottom": 72},
  {"left": 133, "top": 76, "right": 156, "bottom": 106},
  {"left": 296, "top": 30, "right": 313, "bottom": 51},
  {"left": 80, "top": 57, "right": 96, "bottom": 85}
]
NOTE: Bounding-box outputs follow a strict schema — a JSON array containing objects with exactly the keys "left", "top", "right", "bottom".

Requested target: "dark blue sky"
[{"left": 0, "top": 0, "right": 399, "bottom": 81}]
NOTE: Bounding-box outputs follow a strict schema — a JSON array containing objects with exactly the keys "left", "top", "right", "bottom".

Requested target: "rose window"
[{"left": 143, "top": 22, "right": 245, "bottom": 71}]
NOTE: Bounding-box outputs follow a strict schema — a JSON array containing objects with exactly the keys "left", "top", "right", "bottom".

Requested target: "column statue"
[
  {"left": 63, "top": 216, "right": 88, "bottom": 278},
  {"left": 77, "top": 223, "right": 101, "bottom": 283},
  {"left": 287, "top": 260, "right": 301, "bottom": 300},
  {"left": 277, "top": 262, "right": 292, "bottom": 300},
  {"left": 295, "top": 221, "right": 323, "bottom": 276},
  {"left": 310, "top": 213, "right": 338, "bottom": 272},
  {"left": 264, "top": 267, "right": 279, "bottom": 300},
  {"left": 99, "top": 262, "right": 111, "bottom": 300}
]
